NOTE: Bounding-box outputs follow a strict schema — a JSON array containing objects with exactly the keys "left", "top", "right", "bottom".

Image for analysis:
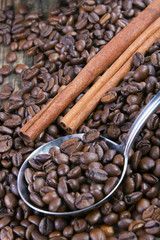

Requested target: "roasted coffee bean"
[
  {"left": 6, "top": 52, "right": 17, "bottom": 63},
  {"left": 88, "top": 168, "right": 108, "bottom": 182},
  {"left": 30, "top": 192, "right": 45, "bottom": 207},
  {"left": 123, "top": 177, "right": 135, "bottom": 194},
  {"left": 58, "top": 164, "right": 70, "bottom": 176},
  {"left": 90, "top": 228, "right": 107, "bottom": 240},
  {"left": 42, "top": 191, "right": 58, "bottom": 204},
  {"left": 72, "top": 232, "right": 89, "bottom": 240},
  {"left": 139, "top": 157, "right": 155, "bottom": 171},
  {"left": 103, "top": 212, "right": 119, "bottom": 225},
  {"left": 128, "top": 219, "right": 145, "bottom": 232},
  {"left": 29, "top": 158, "right": 42, "bottom": 170},
  {"left": 63, "top": 225, "right": 74, "bottom": 238},
  {"left": 73, "top": 218, "right": 87, "bottom": 233},
  {"left": 132, "top": 52, "right": 144, "bottom": 67},
  {"left": 4, "top": 193, "right": 18, "bottom": 208},
  {"left": 82, "top": 129, "right": 100, "bottom": 143},
  {"left": 146, "top": 114, "right": 159, "bottom": 130},
  {"left": 0, "top": 65, "right": 13, "bottom": 76},
  {"left": 113, "top": 201, "right": 126, "bottom": 213},
  {"left": 22, "top": 68, "right": 39, "bottom": 80},
  {"left": 104, "top": 177, "right": 119, "bottom": 196},
  {"left": 12, "top": 152, "right": 23, "bottom": 167},
  {"left": 60, "top": 138, "right": 83, "bottom": 155},
  {"left": 125, "top": 192, "right": 142, "bottom": 205},
  {"left": 0, "top": 226, "right": 14, "bottom": 240},
  {"left": 75, "top": 193, "right": 95, "bottom": 209},
  {"left": 80, "top": 152, "right": 99, "bottom": 164},
  {"left": 118, "top": 218, "right": 133, "bottom": 230},
  {"left": 151, "top": 51, "right": 160, "bottom": 67},
  {"left": 0, "top": 125, "right": 13, "bottom": 135},
  {"left": 136, "top": 198, "right": 150, "bottom": 213},
  {"left": 131, "top": 150, "right": 142, "bottom": 171},
  {"left": 133, "top": 65, "right": 149, "bottom": 81},
  {"left": 39, "top": 217, "right": 53, "bottom": 235},
  {"left": 86, "top": 209, "right": 101, "bottom": 225},
  {"left": 145, "top": 220, "right": 160, "bottom": 235},
  {"left": 31, "top": 231, "right": 48, "bottom": 240},
  {"left": 118, "top": 231, "right": 137, "bottom": 240},
  {"left": 104, "top": 163, "right": 121, "bottom": 177},
  {"left": 3, "top": 33, "right": 11, "bottom": 46},
  {"left": 0, "top": 135, "right": 13, "bottom": 153},
  {"left": 107, "top": 124, "right": 121, "bottom": 139},
  {"left": 54, "top": 153, "right": 69, "bottom": 165},
  {"left": 15, "top": 64, "right": 29, "bottom": 74},
  {"left": 67, "top": 166, "right": 81, "bottom": 178}
]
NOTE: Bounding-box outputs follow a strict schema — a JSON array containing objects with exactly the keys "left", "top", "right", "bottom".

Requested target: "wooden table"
[{"left": 0, "top": 0, "right": 57, "bottom": 91}]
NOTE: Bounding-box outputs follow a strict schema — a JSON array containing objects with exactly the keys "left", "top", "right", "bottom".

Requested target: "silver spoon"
[{"left": 17, "top": 90, "right": 160, "bottom": 216}]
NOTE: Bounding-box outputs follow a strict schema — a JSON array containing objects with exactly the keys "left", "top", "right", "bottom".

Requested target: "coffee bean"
[
  {"left": 125, "top": 192, "right": 142, "bottom": 205},
  {"left": 13, "top": 225, "right": 25, "bottom": 238},
  {"left": 30, "top": 192, "right": 45, "bottom": 207},
  {"left": 104, "top": 177, "right": 119, "bottom": 196},
  {"left": 100, "top": 225, "right": 115, "bottom": 238},
  {"left": 0, "top": 65, "right": 13, "bottom": 76},
  {"left": 133, "top": 65, "right": 149, "bottom": 81},
  {"left": 4, "top": 193, "right": 18, "bottom": 208},
  {"left": 82, "top": 129, "right": 100, "bottom": 143},
  {"left": 118, "top": 231, "right": 137, "bottom": 240},
  {"left": 15, "top": 64, "right": 29, "bottom": 74},
  {"left": 12, "top": 152, "right": 23, "bottom": 167},
  {"left": 101, "top": 91, "right": 117, "bottom": 104},
  {"left": 145, "top": 220, "right": 160, "bottom": 235},
  {"left": 139, "top": 157, "right": 155, "bottom": 171},
  {"left": 0, "top": 226, "right": 14, "bottom": 240},
  {"left": 133, "top": 52, "right": 144, "bottom": 67},
  {"left": 151, "top": 51, "right": 160, "bottom": 67},
  {"left": 0, "top": 135, "right": 13, "bottom": 153},
  {"left": 88, "top": 168, "right": 108, "bottom": 182},
  {"left": 63, "top": 225, "right": 74, "bottom": 238},
  {"left": 0, "top": 216, "right": 12, "bottom": 230},
  {"left": 22, "top": 68, "right": 39, "bottom": 80},
  {"left": 104, "top": 163, "right": 121, "bottom": 177},
  {"left": 60, "top": 138, "right": 83, "bottom": 155},
  {"left": 90, "top": 228, "right": 107, "bottom": 240},
  {"left": 42, "top": 191, "right": 58, "bottom": 205},
  {"left": 54, "top": 153, "right": 69, "bottom": 165},
  {"left": 39, "top": 217, "right": 53, "bottom": 235},
  {"left": 73, "top": 218, "right": 87, "bottom": 233},
  {"left": 80, "top": 152, "right": 99, "bottom": 164},
  {"left": 6, "top": 52, "right": 17, "bottom": 63},
  {"left": 118, "top": 218, "right": 133, "bottom": 230},
  {"left": 31, "top": 231, "right": 48, "bottom": 240},
  {"left": 75, "top": 193, "right": 95, "bottom": 209},
  {"left": 72, "top": 232, "right": 89, "bottom": 240}
]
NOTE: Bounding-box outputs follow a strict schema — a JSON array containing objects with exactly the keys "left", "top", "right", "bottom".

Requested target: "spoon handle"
[{"left": 124, "top": 90, "right": 160, "bottom": 155}]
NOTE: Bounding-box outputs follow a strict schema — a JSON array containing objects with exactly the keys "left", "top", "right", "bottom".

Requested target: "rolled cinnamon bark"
[
  {"left": 19, "top": 0, "right": 160, "bottom": 142},
  {"left": 61, "top": 17, "right": 160, "bottom": 132},
  {"left": 61, "top": 17, "right": 160, "bottom": 133},
  {"left": 61, "top": 28, "right": 160, "bottom": 133}
]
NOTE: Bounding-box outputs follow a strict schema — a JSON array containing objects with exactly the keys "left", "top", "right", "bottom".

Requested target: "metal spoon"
[{"left": 17, "top": 90, "right": 160, "bottom": 216}]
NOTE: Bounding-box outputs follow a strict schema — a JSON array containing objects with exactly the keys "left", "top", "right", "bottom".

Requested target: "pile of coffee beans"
[
  {"left": 0, "top": 0, "right": 160, "bottom": 239},
  {"left": 25, "top": 130, "right": 123, "bottom": 211}
]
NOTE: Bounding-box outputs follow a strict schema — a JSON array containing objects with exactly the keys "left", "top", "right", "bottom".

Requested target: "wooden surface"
[{"left": 0, "top": 0, "right": 57, "bottom": 91}]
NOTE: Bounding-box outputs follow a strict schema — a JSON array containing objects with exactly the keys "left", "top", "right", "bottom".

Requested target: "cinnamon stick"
[
  {"left": 61, "top": 17, "right": 160, "bottom": 132},
  {"left": 61, "top": 28, "right": 160, "bottom": 133},
  {"left": 19, "top": 0, "right": 160, "bottom": 142}
]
